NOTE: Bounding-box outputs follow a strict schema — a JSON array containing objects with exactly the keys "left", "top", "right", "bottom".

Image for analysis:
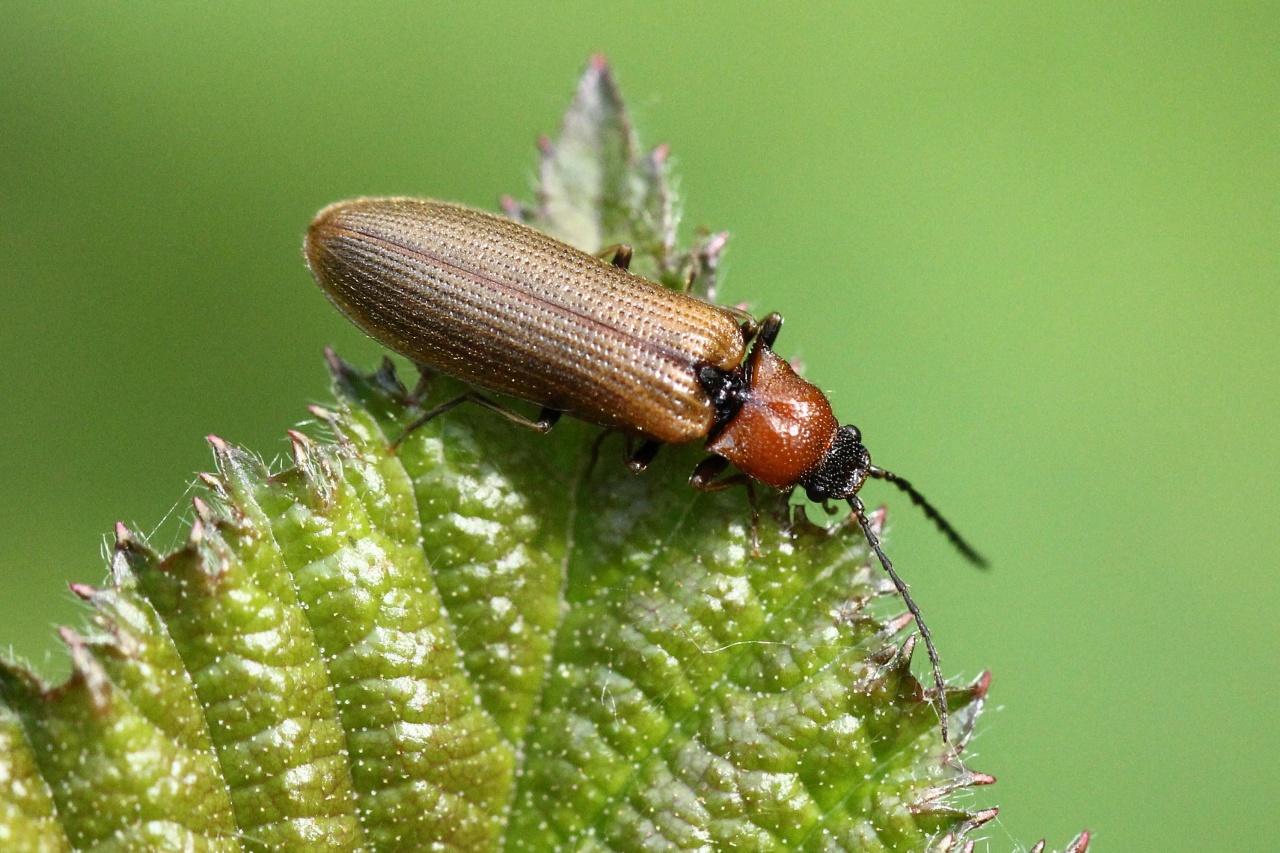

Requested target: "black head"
[{"left": 799, "top": 425, "right": 870, "bottom": 502}]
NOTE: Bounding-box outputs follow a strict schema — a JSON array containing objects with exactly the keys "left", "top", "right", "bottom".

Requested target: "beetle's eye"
[{"left": 848, "top": 425, "right": 862, "bottom": 444}]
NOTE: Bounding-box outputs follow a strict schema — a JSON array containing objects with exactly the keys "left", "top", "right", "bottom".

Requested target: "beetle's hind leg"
[
  {"left": 391, "top": 392, "right": 561, "bottom": 450},
  {"left": 690, "top": 455, "right": 762, "bottom": 555}
]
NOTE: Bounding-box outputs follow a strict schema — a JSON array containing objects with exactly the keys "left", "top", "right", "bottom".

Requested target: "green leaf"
[{"left": 0, "top": 58, "right": 1087, "bottom": 853}]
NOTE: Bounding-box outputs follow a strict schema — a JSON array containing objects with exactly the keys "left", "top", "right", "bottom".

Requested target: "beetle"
[{"left": 305, "top": 197, "right": 984, "bottom": 742}]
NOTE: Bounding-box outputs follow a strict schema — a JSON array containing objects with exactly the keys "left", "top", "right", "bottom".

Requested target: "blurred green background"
[{"left": 2, "top": 3, "right": 1275, "bottom": 850}]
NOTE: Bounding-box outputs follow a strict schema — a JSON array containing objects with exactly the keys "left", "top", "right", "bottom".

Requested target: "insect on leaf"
[{"left": 0, "top": 57, "right": 1088, "bottom": 853}]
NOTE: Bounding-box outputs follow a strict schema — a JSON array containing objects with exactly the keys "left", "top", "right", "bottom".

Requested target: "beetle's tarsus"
[{"left": 534, "top": 406, "right": 563, "bottom": 433}]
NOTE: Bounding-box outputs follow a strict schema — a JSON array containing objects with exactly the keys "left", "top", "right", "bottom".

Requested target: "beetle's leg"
[
  {"left": 456, "top": 396, "right": 560, "bottom": 432},
  {"left": 392, "top": 393, "right": 560, "bottom": 450},
  {"left": 596, "top": 243, "right": 633, "bottom": 271},
  {"left": 757, "top": 312, "right": 784, "bottom": 348},
  {"left": 689, "top": 456, "right": 761, "bottom": 554},
  {"left": 392, "top": 394, "right": 466, "bottom": 448},
  {"left": 627, "top": 439, "right": 661, "bottom": 472},
  {"left": 689, "top": 454, "right": 729, "bottom": 488}
]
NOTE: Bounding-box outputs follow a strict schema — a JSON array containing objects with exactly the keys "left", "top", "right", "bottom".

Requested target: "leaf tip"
[
  {"left": 113, "top": 521, "right": 133, "bottom": 548},
  {"left": 891, "top": 634, "right": 918, "bottom": 679},
  {"left": 1067, "top": 831, "right": 1092, "bottom": 852},
  {"left": 60, "top": 628, "right": 112, "bottom": 715},
  {"left": 108, "top": 524, "right": 153, "bottom": 588},
  {"left": 580, "top": 53, "right": 622, "bottom": 105},
  {"left": 323, "top": 345, "right": 344, "bottom": 371},
  {"left": 286, "top": 428, "right": 314, "bottom": 462},
  {"left": 191, "top": 495, "right": 215, "bottom": 524},
  {"left": 324, "top": 347, "right": 369, "bottom": 392},
  {"left": 197, "top": 471, "right": 226, "bottom": 495}
]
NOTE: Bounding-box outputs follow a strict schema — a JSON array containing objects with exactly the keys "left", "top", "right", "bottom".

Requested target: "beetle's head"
[{"left": 799, "top": 424, "right": 871, "bottom": 502}]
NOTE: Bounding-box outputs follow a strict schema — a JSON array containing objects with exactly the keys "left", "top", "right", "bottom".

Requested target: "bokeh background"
[{"left": 2, "top": 4, "right": 1276, "bottom": 850}]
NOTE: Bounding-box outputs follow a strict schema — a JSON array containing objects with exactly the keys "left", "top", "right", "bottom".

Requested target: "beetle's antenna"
[
  {"left": 850, "top": 496, "right": 951, "bottom": 744},
  {"left": 868, "top": 466, "right": 987, "bottom": 568}
]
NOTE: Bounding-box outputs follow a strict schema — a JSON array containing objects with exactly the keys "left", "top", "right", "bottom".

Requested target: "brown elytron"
[
  {"left": 305, "top": 196, "right": 986, "bottom": 744},
  {"left": 306, "top": 198, "right": 745, "bottom": 444}
]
